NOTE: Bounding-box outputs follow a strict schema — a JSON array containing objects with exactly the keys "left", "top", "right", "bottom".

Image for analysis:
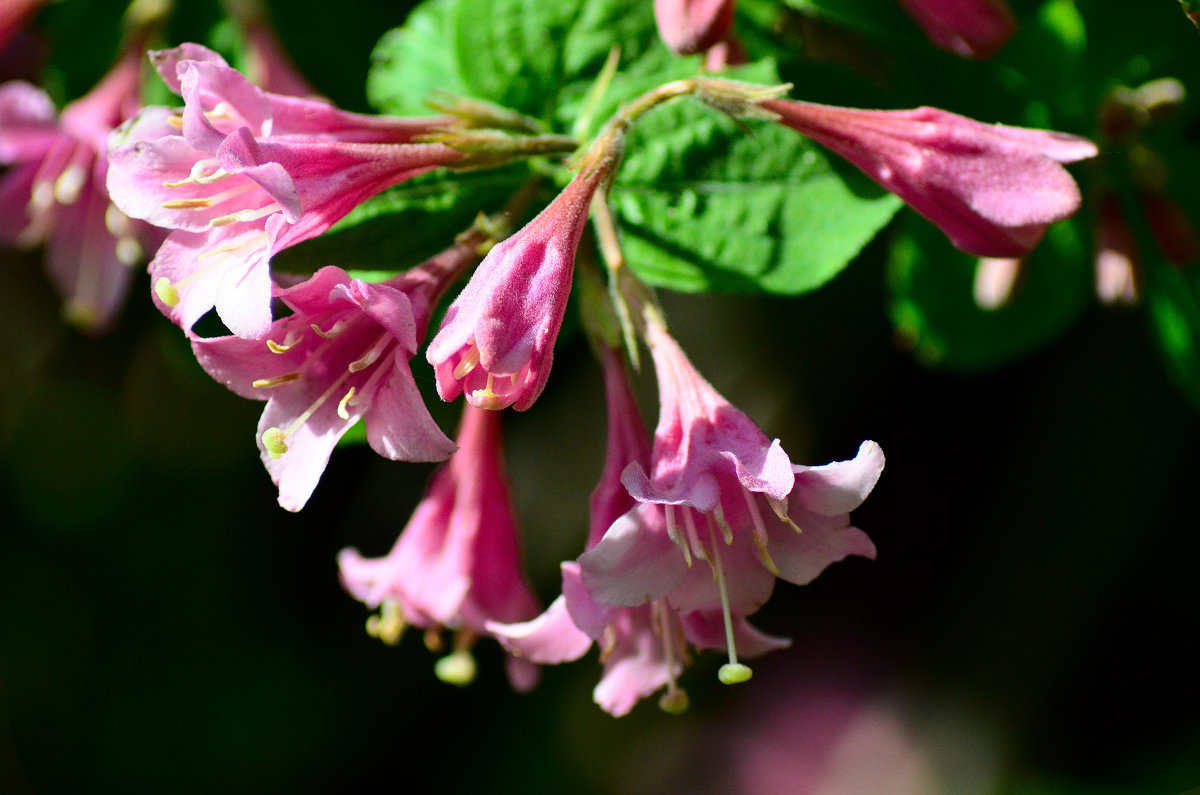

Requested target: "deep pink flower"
[
  {"left": 654, "top": 0, "right": 737, "bottom": 56},
  {"left": 338, "top": 405, "right": 542, "bottom": 691},
  {"left": 106, "top": 44, "right": 458, "bottom": 338},
  {"left": 897, "top": 0, "right": 1017, "bottom": 59},
  {"left": 427, "top": 168, "right": 606, "bottom": 411},
  {"left": 764, "top": 99, "right": 1097, "bottom": 258},
  {"left": 191, "top": 245, "right": 483, "bottom": 510},
  {"left": 579, "top": 322, "right": 882, "bottom": 683},
  {"left": 0, "top": 46, "right": 160, "bottom": 333}
]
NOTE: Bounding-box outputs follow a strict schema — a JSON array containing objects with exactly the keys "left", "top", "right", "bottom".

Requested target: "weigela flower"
[
  {"left": 897, "top": 0, "right": 1018, "bottom": 60},
  {"left": 654, "top": 0, "right": 737, "bottom": 56},
  {"left": 338, "top": 405, "right": 542, "bottom": 692},
  {"left": 490, "top": 346, "right": 688, "bottom": 714},
  {"left": 191, "top": 232, "right": 487, "bottom": 510},
  {"left": 0, "top": 46, "right": 160, "bottom": 332},
  {"left": 579, "top": 322, "right": 883, "bottom": 685},
  {"left": 426, "top": 167, "right": 606, "bottom": 411},
  {"left": 763, "top": 99, "right": 1097, "bottom": 258},
  {"left": 106, "top": 44, "right": 459, "bottom": 338}
]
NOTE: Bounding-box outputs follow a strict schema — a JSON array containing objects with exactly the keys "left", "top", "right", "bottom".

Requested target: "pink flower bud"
[
  {"left": 897, "top": 0, "right": 1017, "bottom": 60},
  {"left": 765, "top": 99, "right": 1097, "bottom": 257},
  {"left": 654, "top": 0, "right": 737, "bottom": 55},
  {"left": 427, "top": 168, "right": 606, "bottom": 411}
]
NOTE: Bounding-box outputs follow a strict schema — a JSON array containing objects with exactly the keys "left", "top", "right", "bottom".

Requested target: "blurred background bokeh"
[{"left": 2, "top": 0, "right": 1199, "bottom": 792}]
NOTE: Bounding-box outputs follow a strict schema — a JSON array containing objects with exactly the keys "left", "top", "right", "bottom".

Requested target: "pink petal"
[
  {"left": 792, "top": 440, "right": 885, "bottom": 517},
  {"left": 487, "top": 595, "right": 593, "bottom": 664},
  {"left": 578, "top": 504, "right": 690, "bottom": 607},
  {"left": 768, "top": 513, "right": 877, "bottom": 587}
]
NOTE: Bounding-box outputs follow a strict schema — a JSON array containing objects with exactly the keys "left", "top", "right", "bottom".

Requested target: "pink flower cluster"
[{"left": 0, "top": 24, "right": 1100, "bottom": 713}]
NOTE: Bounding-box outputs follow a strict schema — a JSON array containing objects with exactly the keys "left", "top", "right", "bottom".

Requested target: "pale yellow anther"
[
  {"left": 53, "top": 166, "right": 85, "bottom": 205},
  {"left": 750, "top": 530, "right": 780, "bottom": 576},
  {"left": 658, "top": 688, "right": 690, "bottom": 714},
  {"left": 266, "top": 338, "right": 297, "bottom": 354},
  {"left": 311, "top": 319, "right": 350, "bottom": 339},
  {"left": 337, "top": 387, "right": 357, "bottom": 421},
  {"left": 469, "top": 374, "right": 509, "bottom": 410},
  {"left": 161, "top": 197, "right": 213, "bottom": 210},
  {"left": 365, "top": 599, "right": 405, "bottom": 646},
  {"left": 252, "top": 372, "right": 302, "bottom": 388},
  {"left": 262, "top": 427, "right": 289, "bottom": 458},
  {"left": 115, "top": 237, "right": 143, "bottom": 267},
  {"left": 167, "top": 114, "right": 183, "bottom": 130},
  {"left": 154, "top": 277, "right": 180, "bottom": 306},
  {"left": 105, "top": 203, "right": 133, "bottom": 237},
  {"left": 452, "top": 344, "right": 481, "bottom": 379}
]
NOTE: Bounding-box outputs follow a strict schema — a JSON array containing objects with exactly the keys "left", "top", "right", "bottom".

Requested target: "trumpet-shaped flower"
[
  {"left": 106, "top": 44, "right": 458, "bottom": 338},
  {"left": 0, "top": 45, "right": 160, "bottom": 332},
  {"left": 579, "top": 322, "right": 883, "bottom": 684},
  {"left": 191, "top": 233, "right": 485, "bottom": 510},
  {"left": 763, "top": 99, "right": 1097, "bottom": 258},
  {"left": 338, "top": 405, "right": 542, "bottom": 692},
  {"left": 426, "top": 167, "right": 606, "bottom": 411},
  {"left": 897, "top": 0, "right": 1017, "bottom": 60}
]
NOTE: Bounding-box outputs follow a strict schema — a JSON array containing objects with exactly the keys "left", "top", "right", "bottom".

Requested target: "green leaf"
[
  {"left": 271, "top": 166, "right": 531, "bottom": 277},
  {"left": 367, "top": 0, "right": 663, "bottom": 126},
  {"left": 886, "top": 216, "right": 1090, "bottom": 371},
  {"left": 367, "top": 0, "right": 466, "bottom": 116},
  {"left": 610, "top": 86, "right": 901, "bottom": 294}
]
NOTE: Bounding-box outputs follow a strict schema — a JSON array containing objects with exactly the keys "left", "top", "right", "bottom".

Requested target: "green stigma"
[{"left": 718, "top": 663, "right": 753, "bottom": 685}]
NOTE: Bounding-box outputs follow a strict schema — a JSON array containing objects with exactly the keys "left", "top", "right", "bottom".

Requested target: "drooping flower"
[
  {"left": 654, "top": 0, "right": 737, "bottom": 56},
  {"left": 191, "top": 230, "right": 488, "bottom": 510},
  {"left": 426, "top": 166, "right": 607, "bottom": 411},
  {"left": 579, "top": 321, "right": 883, "bottom": 685},
  {"left": 897, "top": 0, "right": 1018, "bottom": 60},
  {"left": 106, "top": 44, "right": 459, "bottom": 338},
  {"left": 0, "top": 43, "right": 161, "bottom": 333},
  {"left": 763, "top": 99, "right": 1098, "bottom": 258},
  {"left": 338, "top": 405, "right": 542, "bottom": 692}
]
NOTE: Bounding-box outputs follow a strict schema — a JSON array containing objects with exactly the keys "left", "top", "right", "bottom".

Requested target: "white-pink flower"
[
  {"left": 338, "top": 405, "right": 542, "bottom": 691},
  {"left": 579, "top": 322, "right": 882, "bottom": 685},
  {"left": 106, "top": 44, "right": 459, "bottom": 338}
]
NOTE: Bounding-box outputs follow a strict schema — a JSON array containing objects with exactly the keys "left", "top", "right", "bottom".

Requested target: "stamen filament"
[
  {"left": 348, "top": 333, "right": 391, "bottom": 373},
  {"left": 312, "top": 318, "right": 350, "bottom": 339},
  {"left": 365, "top": 599, "right": 406, "bottom": 646},
  {"left": 743, "top": 489, "right": 780, "bottom": 575},
  {"left": 665, "top": 505, "right": 693, "bottom": 567},
  {"left": 209, "top": 201, "right": 282, "bottom": 227},
  {"left": 337, "top": 387, "right": 357, "bottom": 420}
]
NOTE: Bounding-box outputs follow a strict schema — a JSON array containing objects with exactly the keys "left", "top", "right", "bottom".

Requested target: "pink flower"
[
  {"left": 654, "top": 0, "right": 737, "bottom": 56},
  {"left": 763, "top": 99, "right": 1097, "bottom": 258},
  {"left": 897, "top": 0, "right": 1018, "bottom": 60},
  {"left": 579, "top": 322, "right": 882, "bottom": 684},
  {"left": 0, "top": 46, "right": 160, "bottom": 333},
  {"left": 427, "top": 168, "right": 606, "bottom": 411},
  {"left": 106, "top": 44, "right": 459, "bottom": 338},
  {"left": 338, "top": 405, "right": 542, "bottom": 691},
  {"left": 192, "top": 253, "right": 475, "bottom": 510}
]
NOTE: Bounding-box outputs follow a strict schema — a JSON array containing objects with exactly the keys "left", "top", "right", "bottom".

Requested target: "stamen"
[
  {"left": 424, "top": 629, "right": 445, "bottom": 653},
  {"left": 167, "top": 114, "right": 183, "bottom": 129},
  {"left": 312, "top": 318, "right": 350, "bottom": 339},
  {"left": 161, "top": 197, "right": 214, "bottom": 209},
  {"left": 266, "top": 329, "right": 304, "bottom": 353},
  {"left": 154, "top": 277, "right": 180, "bottom": 306},
  {"left": 665, "top": 505, "right": 692, "bottom": 567},
  {"left": 365, "top": 599, "right": 405, "bottom": 646},
  {"left": 348, "top": 333, "right": 391, "bottom": 373},
  {"left": 28, "top": 180, "right": 54, "bottom": 213},
  {"left": 105, "top": 203, "right": 133, "bottom": 237},
  {"left": 262, "top": 427, "right": 289, "bottom": 458},
  {"left": 469, "top": 373, "right": 509, "bottom": 410},
  {"left": 337, "top": 387, "right": 357, "bottom": 420},
  {"left": 708, "top": 525, "right": 752, "bottom": 686},
  {"left": 684, "top": 510, "right": 709, "bottom": 564},
  {"left": 209, "top": 202, "right": 282, "bottom": 227},
  {"left": 252, "top": 372, "right": 302, "bottom": 388},
  {"left": 163, "top": 159, "right": 226, "bottom": 187},
  {"left": 654, "top": 600, "right": 690, "bottom": 715},
  {"left": 743, "top": 489, "right": 780, "bottom": 576},
  {"left": 712, "top": 501, "right": 734, "bottom": 545},
  {"left": 53, "top": 165, "right": 86, "bottom": 205},
  {"left": 768, "top": 496, "right": 803, "bottom": 533},
  {"left": 452, "top": 343, "right": 480, "bottom": 379}
]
